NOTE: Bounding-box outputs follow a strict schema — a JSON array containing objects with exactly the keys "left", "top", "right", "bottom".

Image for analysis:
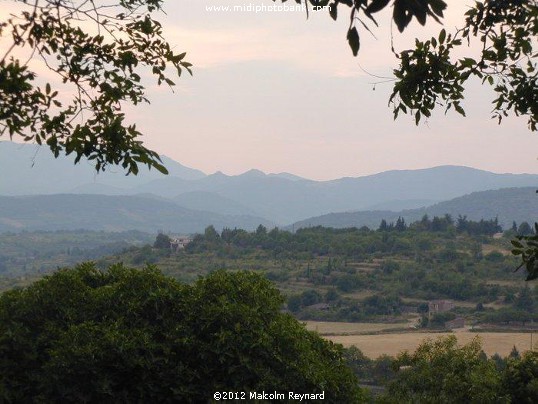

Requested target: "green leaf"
[
  {"left": 393, "top": 0, "right": 413, "bottom": 33},
  {"left": 366, "top": 0, "right": 390, "bottom": 14},
  {"left": 329, "top": 2, "right": 337, "bottom": 21},
  {"left": 454, "top": 104, "right": 466, "bottom": 117},
  {"left": 347, "top": 27, "right": 360, "bottom": 56},
  {"left": 429, "top": 0, "right": 447, "bottom": 17},
  {"left": 153, "top": 162, "right": 169, "bottom": 175},
  {"left": 439, "top": 29, "right": 446, "bottom": 44}
]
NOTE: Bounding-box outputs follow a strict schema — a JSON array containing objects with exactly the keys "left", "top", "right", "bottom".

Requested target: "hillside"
[
  {"left": 0, "top": 141, "right": 206, "bottom": 196},
  {"left": 173, "top": 191, "right": 260, "bottom": 216},
  {"left": 4, "top": 141, "right": 538, "bottom": 224},
  {"left": 291, "top": 187, "right": 538, "bottom": 230},
  {"left": 0, "top": 194, "right": 272, "bottom": 233}
]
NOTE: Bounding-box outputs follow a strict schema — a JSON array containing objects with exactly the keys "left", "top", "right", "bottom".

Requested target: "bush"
[
  {"left": 301, "top": 289, "right": 322, "bottom": 306},
  {"left": 485, "top": 251, "right": 504, "bottom": 263},
  {"left": 153, "top": 233, "right": 171, "bottom": 249},
  {"left": 0, "top": 263, "right": 364, "bottom": 402},
  {"left": 430, "top": 312, "right": 456, "bottom": 327},
  {"left": 502, "top": 351, "right": 538, "bottom": 403},
  {"left": 384, "top": 336, "right": 504, "bottom": 403},
  {"left": 382, "top": 260, "right": 401, "bottom": 275}
]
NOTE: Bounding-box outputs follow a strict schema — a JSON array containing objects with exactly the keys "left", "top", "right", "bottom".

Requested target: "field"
[
  {"left": 304, "top": 321, "right": 410, "bottom": 335},
  {"left": 323, "top": 330, "right": 536, "bottom": 358}
]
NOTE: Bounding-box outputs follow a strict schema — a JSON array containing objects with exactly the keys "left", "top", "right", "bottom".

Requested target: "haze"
[{"left": 4, "top": 1, "right": 538, "bottom": 180}]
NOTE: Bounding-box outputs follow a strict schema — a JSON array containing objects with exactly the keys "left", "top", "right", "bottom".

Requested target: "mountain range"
[
  {"left": 1, "top": 141, "right": 537, "bottom": 232},
  {"left": 0, "top": 194, "right": 273, "bottom": 233},
  {"left": 290, "top": 187, "right": 538, "bottom": 230}
]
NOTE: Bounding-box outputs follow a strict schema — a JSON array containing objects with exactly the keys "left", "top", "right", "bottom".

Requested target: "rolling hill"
[
  {"left": 4, "top": 141, "right": 538, "bottom": 224},
  {"left": 0, "top": 194, "right": 272, "bottom": 233},
  {"left": 290, "top": 187, "right": 538, "bottom": 230},
  {"left": 0, "top": 141, "right": 206, "bottom": 196}
]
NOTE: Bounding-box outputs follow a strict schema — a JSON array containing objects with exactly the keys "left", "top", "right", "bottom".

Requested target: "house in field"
[
  {"left": 170, "top": 236, "right": 192, "bottom": 252},
  {"left": 445, "top": 317, "right": 465, "bottom": 330},
  {"left": 428, "top": 300, "right": 454, "bottom": 318}
]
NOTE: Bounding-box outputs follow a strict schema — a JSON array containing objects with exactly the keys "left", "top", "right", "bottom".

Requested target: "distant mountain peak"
[
  {"left": 240, "top": 169, "right": 266, "bottom": 177},
  {"left": 268, "top": 172, "right": 305, "bottom": 181},
  {"left": 210, "top": 171, "right": 230, "bottom": 178}
]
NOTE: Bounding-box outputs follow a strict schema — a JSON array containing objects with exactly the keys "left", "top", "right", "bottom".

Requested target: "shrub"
[{"left": 0, "top": 263, "right": 364, "bottom": 402}]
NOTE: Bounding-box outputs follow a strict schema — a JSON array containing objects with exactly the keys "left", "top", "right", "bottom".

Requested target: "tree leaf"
[
  {"left": 366, "top": 0, "right": 391, "bottom": 14},
  {"left": 347, "top": 27, "right": 360, "bottom": 56}
]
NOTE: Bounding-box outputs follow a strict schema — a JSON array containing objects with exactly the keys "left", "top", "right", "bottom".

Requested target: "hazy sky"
[{"left": 5, "top": 1, "right": 538, "bottom": 180}]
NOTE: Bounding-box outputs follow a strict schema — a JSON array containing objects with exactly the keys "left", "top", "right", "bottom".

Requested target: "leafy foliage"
[
  {"left": 280, "top": 1, "right": 446, "bottom": 56},
  {"left": 389, "top": 0, "right": 538, "bottom": 130},
  {"left": 512, "top": 223, "right": 538, "bottom": 281},
  {"left": 0, "top": 1, "right": 192, "bottom": 174},
  {"left": 153, "top": 224, "right": 523, "bottom": 322},
  {"left": 153, "top": 233, "right": 171, "bottom": 249},
  {"left": 384, "top": 335, "right": 505, "bottom": 403},
  {"left": 0, "top": 263, "right": 364, "bottom": 402},
  {"left": 502, "top": 351, "right": 538, "bottom": 403}
]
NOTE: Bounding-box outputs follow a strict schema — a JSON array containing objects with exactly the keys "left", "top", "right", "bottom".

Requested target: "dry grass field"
[
  {"left": 304, "top": 321, "right": 409, "bottom": 335},
  {"left": 325, "top": 331, "right": 536, "bottom": 358}
]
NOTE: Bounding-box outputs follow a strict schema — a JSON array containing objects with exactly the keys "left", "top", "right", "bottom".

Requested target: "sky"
[{"left": 3, "top": 1, "right": 538, "bottom": 180}]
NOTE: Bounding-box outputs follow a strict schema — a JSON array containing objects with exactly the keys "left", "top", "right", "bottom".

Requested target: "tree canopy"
[
  {"left": 385, "top": 335, "right": 505, "bottom": 403},
  {"left": 512, "top": 223, "right": 538, "bottom": 281},
  {"left": 291, "top": 0, "right": 537, "bottom": 130},
  {"left": 390, "top": 0, "right": 538, "bottom": 130},
  {"left": 5, "top": 1, "right": 534, "bottom": 173},
  {"left": 291, "top": 0, "right": 447, "bottom": 56},
  {"left": 0, "top": 0, "right": 191, "bottom": 174},
  {"left": 292, "top": 0, "right": 538, "bottom": 280},
  {"left": 0, "top": 263, "right": 364, "bottom": 402}
]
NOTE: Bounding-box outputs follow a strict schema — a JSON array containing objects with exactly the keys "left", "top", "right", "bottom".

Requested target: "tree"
[
  {"left": 382, "top": 260, "right": 400, "bottom": 274},
  {"left": 204, "top": 225, "right": 220, "bottom": 241},
  {"left": 325, "top": 287, "right": 340, "bottom": 302},
  {"left": 282, "top": 0, "right": 446, "bottom": 56},
  {"left": 0, "top": 263, "right": 364, "bottom": 402},
  {"left": 514, "top": 285, "right": 535, "bottom": 312},
  {"left": 518, "top": 222, "right": 534, "bottom": 236},
  {"left": 395, "top": 216, "right": 406, "bottom": 231},
  {"left": 390, "top": 1, "right": 538, "bottom": 129},
  {"left": 343, "top": 345, "right": 373, "bottom": 380},
  {"left": 0, "top": 0, "right": 192, "bottom": 174},
  {"left": 509, "top": 346, "right": 521, "bottom": 360},
  {"left": 256, "top": 224, "right": 268, "bottom": 236},
  {"left": 502, "top": 351, "right": 538, "bottom": 403},
  {"left": 295, "top": 0, "right": 538, "bottom": 280},
  {"left": 512, "top": 223, "right": 538, "bottom": 281},
  {"left": 301, "top": 288, "right": 323, "bottom": 306},
  {"left": 288, "top": 1, "right": 536, "bottom": 129},
  {"left": 153, "top": 232, "right": 171, "bottom": 249},
  {"left": 417, "top": 302, "right": 429, "bottom": 314},
  {"left": 384, "top": 335, "right": 505, "bottom": 403},
  {"left": 287, "top": 294, "right": 303, "bottom": 312},
  {"left": 378, "top": 219, "right": 388, "bottom": 231}
]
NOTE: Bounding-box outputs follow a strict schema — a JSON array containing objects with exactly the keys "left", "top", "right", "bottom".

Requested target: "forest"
[{"left": 121, "top": 217, "right": 536, "bottom": 329}]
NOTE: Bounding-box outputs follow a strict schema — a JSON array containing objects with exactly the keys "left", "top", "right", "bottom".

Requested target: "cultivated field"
[
  {"left": 325, "top": 331, "right": 536, "bottom": 358},
  {"left": 304, "top": 321, "right": 410, "bottom": 335}
]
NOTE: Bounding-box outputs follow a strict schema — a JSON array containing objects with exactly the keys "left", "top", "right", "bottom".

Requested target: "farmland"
[
  {"left": 325, "top": 329, "right": 535, "bottom": 358},
  {"left": 304, "top": 320, "right": 410, "bottom": 335},
  {"left": 305, "top": 320, "right": 536, "bottom": 358}
]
